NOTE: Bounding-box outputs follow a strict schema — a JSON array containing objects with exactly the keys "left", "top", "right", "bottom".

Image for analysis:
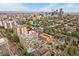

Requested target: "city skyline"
[{"left": 0, "top": 3, "right": 79, "bottom": 12}]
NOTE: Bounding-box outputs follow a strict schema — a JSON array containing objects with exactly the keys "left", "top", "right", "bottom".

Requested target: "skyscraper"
[{"left": 59, "top": 8, "right": 64, "bottom": 18}]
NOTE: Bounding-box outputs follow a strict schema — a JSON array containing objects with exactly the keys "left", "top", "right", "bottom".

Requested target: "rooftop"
[{"left": 0, "top": 38, "right": 8, "bottom": 44}]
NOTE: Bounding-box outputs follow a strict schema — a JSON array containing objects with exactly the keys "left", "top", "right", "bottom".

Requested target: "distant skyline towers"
[
  {"left": 51, "top": 8, "right": 64, "bottom": 18},
  {"left": 59, "top": 8, "right": 64, "bottom": 18}
]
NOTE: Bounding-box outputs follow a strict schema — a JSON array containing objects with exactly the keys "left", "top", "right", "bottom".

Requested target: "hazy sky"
[{"left": 0, "top": 3, "right": 79, "bottom": 12}]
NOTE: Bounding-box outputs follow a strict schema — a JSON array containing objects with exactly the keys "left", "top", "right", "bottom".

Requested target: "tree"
[
  {"left": 11, "top": 35, "right": 20, "bottom": 43},
  {"left": 71, "top": 30, "right": 79, "bottom": 38},
  {"left": 59, "top": 44, "right": 66, "bottom": 51},
  {"left": 21, "top": 48, "right": 34, "bottom": 56},
  {"left": 67, "top": 46, "right": 77, "bottom": 55}
]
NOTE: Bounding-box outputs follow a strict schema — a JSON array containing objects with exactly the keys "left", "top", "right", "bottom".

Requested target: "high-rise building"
[
  {"left": 3, "top": 20, "right": 7, "bottom": 29},
  {"left": 2, "top": 20, "right": 16, "bottom": 29},
  {"left": 14, "top": 25, "right": 29, "bottom": 36},
  {"left": 59, "top": 8, "right": 64, "bottom": 18},
  {"left": 53, "top": 9, "right": 59, "bottom": 17},
  {"left": 21, "top": 27, "right": 27, "bottom": 34},
  {"left": 0, "top": 21, "right": 3, "bottom": 27},
  {"left": 16, "top": 27, "right": 21, "bottom": 36}
]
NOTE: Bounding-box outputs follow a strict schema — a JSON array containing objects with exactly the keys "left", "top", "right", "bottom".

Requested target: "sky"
[{"left": 0, "top": 3, "right": 79, "bottom": 12}]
